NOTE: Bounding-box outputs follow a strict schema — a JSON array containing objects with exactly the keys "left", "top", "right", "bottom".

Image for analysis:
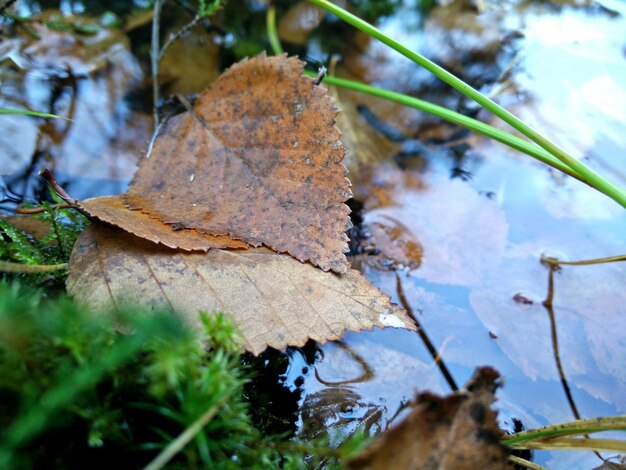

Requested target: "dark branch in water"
[
  {"left": 542, "top": 264, "right": 606, "bottom": 464},
  {"left": 313, "top": 341, "right": 373, "bottom": 386},
  {"left": 395, "top": 272, "right": 459, "bottom": 392},
  {"left": 151, "top": 0, "right": 163, "bottom": 128}
]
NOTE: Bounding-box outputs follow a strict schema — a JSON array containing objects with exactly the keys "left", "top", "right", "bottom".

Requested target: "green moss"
[
  {"left": 0, "top": 282, "right": 362, "bottom": 469},
  {"left": 0, "top": 194, "right": 88, "bottom": 286}
]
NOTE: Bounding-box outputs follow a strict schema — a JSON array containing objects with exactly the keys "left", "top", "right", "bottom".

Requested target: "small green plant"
[
  {"left": 0, "top": 193, "right": 89, "bottom": 284},
  {"left": 0, "top": 281, "right": 362, "bottom": 469}
]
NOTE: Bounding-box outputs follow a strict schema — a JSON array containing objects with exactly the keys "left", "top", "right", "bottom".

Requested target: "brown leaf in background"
[
  {"left": 346, "top": 367, "right": 511, "bottom": 470},
  {"left": 2, "top": 216, "right": 51, "bottom": 241},
  {"left": 80, "top": 196, "right": 247, "bottom": 251},
  {"left": 123, "top": 54, "right": 352, "bottom": 273},
  {"left": 330, "top": 86, "right": 401, "bottom": 193},
  {"left": 67, "top": 225, "right": 414, "bottom": 355},
  {"left": 278, "top": 1, "right": 326, "bottom": 46}
]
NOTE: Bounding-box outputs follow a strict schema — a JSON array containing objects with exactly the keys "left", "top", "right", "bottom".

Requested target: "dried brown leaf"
[
  {"left": 2, "top": 216, "right": 51, "bottom": 241},
  {"left": 80, "top": 195, "right": 247, "bottom": 251},
  {"left": 346, "top": 367, "right": 512, "bottom": 470},
  {"left": 67, "top": 225, "right": 414, "bottom": 355},
  {"left": 330, "top": 86, "right": 401, "bottom": 192},
  {"left": 123, "top": 54, "right": 352, "bottom": 273}
]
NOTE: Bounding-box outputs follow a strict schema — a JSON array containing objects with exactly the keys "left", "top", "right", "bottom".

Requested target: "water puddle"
[
  {"left": 2, "top": 2, "right": 625, "bottom": 468},
  {"left": 289, "top": 2, "right": 626, "bottom": 468}
]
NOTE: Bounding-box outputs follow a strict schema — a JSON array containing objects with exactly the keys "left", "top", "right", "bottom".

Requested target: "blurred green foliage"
[{"left": 0, "top": 282, "right": 363, "bottom": 469}]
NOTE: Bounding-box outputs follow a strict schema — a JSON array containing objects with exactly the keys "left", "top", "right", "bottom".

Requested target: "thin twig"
[
  {"left": 508, "top": 455, "right": 549, "bottom": 470},
  {"left": 15, "top": 204, "right": 72, "bottom": 214},
  {"left": 542, "top": 266, "right": 581, "bottom": 421},
  {"left": 542, "top": 264, "right": 606, "bottom": 463},
  {"left": 159, "top": 14, "right": 203, "bottom": 59},
  {"left": 143, "top": 392, "right": 232, "bottom": 470},
  {"left": 313, "top": 66, "right": 327, "bottom": 86},
  {"left": 0, "top": 260, "right": 67, "bottom": 273},
  {"left": 542, "top": 254, "right": 626, "bottom": 267},
  {"left": 38, "top": 169, "right": 90, "bottom": 218},
  {"left": 38, "top": 169, "right": 79, "bottom": 206},
  {"left": 151, "top": 0, "right": 164, "bottom": 128},
  {"left": 395, "top": 272, "right": 458, "bottom": 392}
]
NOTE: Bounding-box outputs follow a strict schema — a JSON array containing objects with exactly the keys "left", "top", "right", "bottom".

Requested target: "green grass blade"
[
  {"left": 0, "top": 108, "right": 67, "bottom": 120},
  {"left": 307, "top": 0, "right": 626, "bottom": 208},
  {"left": 266, "top": 3, "right": 587, "bottom": 184},
  {"left": 143, "top": 392, "right": 233, "bottom": 470},
  {"left": 508, "top": 437, "right": 626, "bottom": 453},
  {"left": 310, "top": 72, "right": 585, "bottom": 182},
  {"left": 502, "top": 415, "right": 626, "bottom": 447},
  {"left": 266, "top": 5, "right": 283, "bottom": 55}
]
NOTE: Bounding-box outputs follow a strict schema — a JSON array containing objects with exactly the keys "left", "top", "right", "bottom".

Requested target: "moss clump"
[{"left": 0, "top": 281, "right": 358, "bottom": 469}]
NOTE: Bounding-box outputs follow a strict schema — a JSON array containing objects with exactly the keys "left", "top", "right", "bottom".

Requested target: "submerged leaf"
[
  {"left": 67, "top": 225, "right": 414, "bottom": 355},
  {"left": 360, "top": 165, "right": 507, "bottom": 285}
]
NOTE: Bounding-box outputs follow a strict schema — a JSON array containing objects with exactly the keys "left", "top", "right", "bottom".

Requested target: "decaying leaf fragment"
[
  {"left": 347, "top": 367, "right": 511, "bottom": 470},
  {"left": 80, "top": 196, "right": 247, "bottom": 251},
  {"left": 118, "top": 53, "right": 352, "bottom": 273},
  {"left": 67, "top": 225, "right": 414, "bottom": 355}
]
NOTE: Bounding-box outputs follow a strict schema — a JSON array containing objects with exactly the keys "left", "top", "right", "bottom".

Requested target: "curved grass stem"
[
  {"left": 502, "top": 416, "right": 626, "bottom": 447},
  {"left": 266, "top": 5, "right": 283, "bottom": 55},
  {"left": 306, "top": 72, "right": 585, "bottom": 182},
  {"left": 306, "top": 0, "right": 626, "bottom": 208},
  {"left": 264, "top": 7, "right": 581, "bottom": 181}
]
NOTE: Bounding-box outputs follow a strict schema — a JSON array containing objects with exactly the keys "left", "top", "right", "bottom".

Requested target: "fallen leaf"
[
  {"left": 329, "top": 86, "right": 401, "bottom": 192},
  {"left": 364, "top": 219, "right": 423, "bottom": 270},
  {"left": 297, "top": 336, "right": 439, "bottom": 445},
  {"left": 470, "top": 251, "right": 626, "bottom": 410},
  {"left": 80, "top": 196, "right": 247, "bottom": 251},
  {"left": 67, "top": 225, "right": 414, "bottom": 355},
  {"left": 346, "top": 367, "right": 511, "bottom": 470},
  {"left": 360, "top": 165, "right": 508, "bottom": 285},
  {"left": 1, "top": 216, "right": 50, "bottom": 241},
  {"left": 160, "top": 19, "right": 221, "bottom": 95},
  {"left": 298, "top": 387, "right": 384, "bottom": 445},
  {"left": 119, "top": 53, "right": 352, "bottom": 273}
]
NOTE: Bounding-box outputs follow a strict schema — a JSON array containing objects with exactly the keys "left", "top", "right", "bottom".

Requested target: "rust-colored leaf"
[
  {"left": 80, "top": 196, "right": 247, "bottom": 251},
  {"left": 346, "top": 367, "right": 512, "bottom": 470},
  {"left": 67, "top": 225, "right": 414, "bottom": 355},
  {"left": 123, "top": 54, "right": 352, "bottom": 273}
]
